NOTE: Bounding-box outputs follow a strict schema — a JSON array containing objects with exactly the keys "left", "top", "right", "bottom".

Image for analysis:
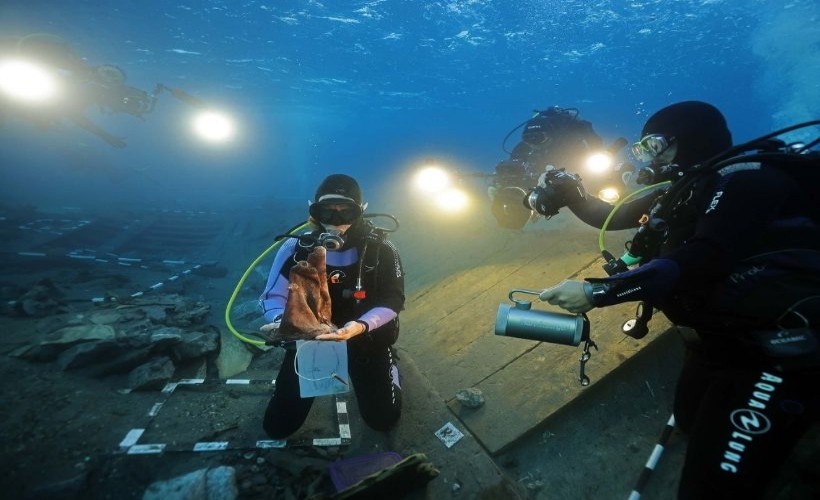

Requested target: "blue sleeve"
[
  {"left": 585, "top": 258, "right": 681, "bottom": 307},
  {"left": 259, "top": 238, "right": 298, "bottom": 322}
]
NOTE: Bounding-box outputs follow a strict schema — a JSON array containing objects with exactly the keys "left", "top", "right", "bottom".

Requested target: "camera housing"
[{"left": 523, "top": 168, "right": 586, "bottom": 218}]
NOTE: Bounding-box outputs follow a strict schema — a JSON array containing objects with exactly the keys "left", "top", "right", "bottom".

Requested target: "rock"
[
  {"left": 168, "top": 298, "right": 210, "bottom": 327},
  {"left": 149, "top": 326, "right": 184, "bottom": 346},
  {"left": 455, "top": 388, "right": 485, "bottom": 409},
  {"left": 142, "top": 466, "right": 237, "bottom": 500},
  {"left": 18, "top": 279, "right": 66, "bottom": 317},
  {"left": 18, "top": 324, "right": 118, "bottom": 362},
  {"left": 35, "top": 315, "right": 71, "bottom": 335},
  {"left": 43, "top": 324, "right": 116, "bottom": 345},
  {"left": 128, "top": 356, "right": 175, "bottom": 391},
  {"left": 216, "top": 328, "right": 253, "bottom": 378},
  {"left": 58, "top": 340, "right": 129, "bottom": 370},
  {"left": 173, "top": 330, "right": 219, "bottom": 360},
  {"left": 84, "top": 346, "right": 154, "bottom": 377},
  {"left": 231, "top": 299, "right": 262, "bottom": 321},
  {"left": 90, "top": 310, "right": 124, "bottom": 325},
  {"left": 13, "top": 342, "right": 67, "bottom": 362},
  {"left": 142, "top": 305, "right": 167, "bottom": 323}
]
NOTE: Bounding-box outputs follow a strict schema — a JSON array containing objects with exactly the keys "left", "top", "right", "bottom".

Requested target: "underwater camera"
[
  {"left": 523, "top": 168, "right": 585, "bottom": 219},
  {"left": 495, "top": 289, "right": 589, "bottom": 346}
]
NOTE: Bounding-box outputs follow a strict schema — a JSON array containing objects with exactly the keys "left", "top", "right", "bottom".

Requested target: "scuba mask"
[
  {"left": 309, "top": 202, "right": 362, "bottom": 226},
  {"left": 632, "top": 134, "right": 681, "bottom": 185},
  {"left": 631, "top": 134, "right": 677, "bottom": 163}
]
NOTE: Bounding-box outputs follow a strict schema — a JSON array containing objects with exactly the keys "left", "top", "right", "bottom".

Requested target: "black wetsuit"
[
  {"left": 259, "top": 222, "right": 405, "bottom": 439},
  {"left": 509, "top": 115, "right": 603, "bottom": 174},
  {"left": 570, "top": 162, "right": 820, "bottom": 498}
]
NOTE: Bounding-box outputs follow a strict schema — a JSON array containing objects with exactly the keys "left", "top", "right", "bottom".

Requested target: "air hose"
[
  {"left": 224, "top": 221, "right": 312, "bottom": 346},
  {"left": 597, "top": 181, "right": 671, "bottom": 263}
]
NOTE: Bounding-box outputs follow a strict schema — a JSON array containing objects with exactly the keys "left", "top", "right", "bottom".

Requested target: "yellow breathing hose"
[
  {"left": 224, "top": 221, "right": 312, "bottom": 346},
  {"left": 598, "top": 181, "right": 672, "bottom": 254}
]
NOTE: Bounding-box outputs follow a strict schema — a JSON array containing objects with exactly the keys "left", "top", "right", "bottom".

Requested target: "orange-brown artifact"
[{"left": 275, "top": 246, "right": 337, "bottom": 341}]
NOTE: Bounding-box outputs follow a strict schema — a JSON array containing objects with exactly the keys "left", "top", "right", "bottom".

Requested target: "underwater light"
[
  {"left": 0, "top": 59, "right": 60, "bottom": 104},
  {"left": 597, "top": 187, "right": 621, "bottom": 203},
  {"left": 414, "top": 165, "right": 452, "bottom": 194},
  {"left": 585, "top": 152, "right": 614, "bottom": 175},
  {"left": 192, "top": 110, "right": 235, "bottom": 142},
  {"left": 433, "top": 187, "right": 469, "bottom": 213}
]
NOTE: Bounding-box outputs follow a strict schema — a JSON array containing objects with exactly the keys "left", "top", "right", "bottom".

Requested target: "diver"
[
  {"left": 535, "top": 101, "right": 819, "bottom": 498},
  {"left": 258, "top": 174, "right": 405, "bottom": 439},
  {"left": 490, "top": 106, "right": 605, "bottom": 229},
  {"left": 509, "top": 106, "right": 603, "bottom": 172},
  {"left": 0, "top": 35, "right": 129, "bottom": 147},
  {"left": 89, "top": 67, "right": 154, "bottom": 118}
]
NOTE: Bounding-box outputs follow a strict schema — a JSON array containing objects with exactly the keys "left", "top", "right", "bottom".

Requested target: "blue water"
[{"left": 1, "top": 0, "right": 818, "bottom": 211}]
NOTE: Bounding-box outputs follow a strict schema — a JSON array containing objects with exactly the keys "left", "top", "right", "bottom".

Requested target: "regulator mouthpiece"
[{"left": 317, "top": 230, "right": 345, "bottom": 250}]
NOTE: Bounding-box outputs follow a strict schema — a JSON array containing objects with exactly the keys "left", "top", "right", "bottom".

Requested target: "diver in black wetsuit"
[
  {"left": 509, "top": 106, "right": 603, "bottom": 172},
  {"left": 537, "top": 101, "right": 819, "bottom": 498},
  {"left": 490, "top": 106, "right": 604, "bottom": 229},
  {"left": 258, "top": 174, "right": 405, "bottom": 439}
]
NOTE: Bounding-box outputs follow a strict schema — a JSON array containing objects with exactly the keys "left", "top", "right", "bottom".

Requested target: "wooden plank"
[
  {"left": 447, "top": 301, "right": 671, "bottom": 454},
  {"left": 388, "top": 205, "right": 670, "bottom": 455}
]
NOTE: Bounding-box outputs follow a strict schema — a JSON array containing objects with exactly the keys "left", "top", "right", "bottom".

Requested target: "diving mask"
[
  {"left": 309, "top": 202, "right": 362, "bottom": 226},
  {"left": 631, "top": 134, "right": 677, "bottom": 164}
]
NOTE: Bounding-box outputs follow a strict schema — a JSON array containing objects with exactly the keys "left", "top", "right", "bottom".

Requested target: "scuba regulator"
[
  {"left": 223, "top": 213, "right": 400, "bottom": 347},
  {"left": 598, "top": 118, "right": 820, "bottom": 340}
]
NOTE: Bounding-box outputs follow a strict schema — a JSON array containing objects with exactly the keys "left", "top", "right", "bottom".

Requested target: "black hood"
[{"left": 642, "top": 101, "right": 733, "bottom": 169}]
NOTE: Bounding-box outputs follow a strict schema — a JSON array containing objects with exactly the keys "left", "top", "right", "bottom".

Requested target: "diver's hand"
[
  {"left": 260, "top": 322, "right": 278, "bottom": 332},
  {"left": 315, "top": 321, "right": 367, "bottom": 342},
  {"left": 539, "top": 280, "right": 593, "bottom": 313},
  {"left": 260, "top": 315, "right": 282, "bottom": 333}
]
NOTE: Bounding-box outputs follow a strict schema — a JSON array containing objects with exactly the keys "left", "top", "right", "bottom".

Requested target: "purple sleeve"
[
  {"left": 259, "top": 238, "right": 297, "bottom": 322},
  {"left": 358, "top": 307, "right": 399, "bottom": 332}
]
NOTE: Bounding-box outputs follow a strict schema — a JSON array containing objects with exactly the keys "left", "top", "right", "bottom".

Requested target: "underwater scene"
[{"left": 1, "top": 1, "right": 818, "bottom": 499}]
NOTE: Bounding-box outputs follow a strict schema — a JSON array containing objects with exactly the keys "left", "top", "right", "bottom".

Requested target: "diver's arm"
[
  {"left": 374, "top": 240, "right": 406, "bottom": 312},
  {"left": 70, "top": 114, "right": 126, "bottom": 149},
  {"left": 583, "top": 167, "right": 798, "bottom": 306},
  {"left": 315, "top": 240, "right": 405, "bottom": 342},
  {"left": 579, "top": 120, "right": 604, "bottom": 149},
  {"left": 361, "top": 240, "right": 405, "bottom": 331},
  {"left": 567, "top": 193, "right": 650, "bottom": 230},
  {"left": 539, "top": 258, "right": 681, "bottom": 313},
  {"left": 259, "top": 238, "right": 298, "bottom": 323},
  {"left": 582, "top": 258, "right": 681, "bottom": 306}
]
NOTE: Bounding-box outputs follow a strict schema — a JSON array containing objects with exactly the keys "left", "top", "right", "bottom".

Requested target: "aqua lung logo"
[
  {"left": 720, "top": 372, "right": 782, "bottom": 474},
  {"left": 730, "top": 409, "right": 771, "bottom": 435}
]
